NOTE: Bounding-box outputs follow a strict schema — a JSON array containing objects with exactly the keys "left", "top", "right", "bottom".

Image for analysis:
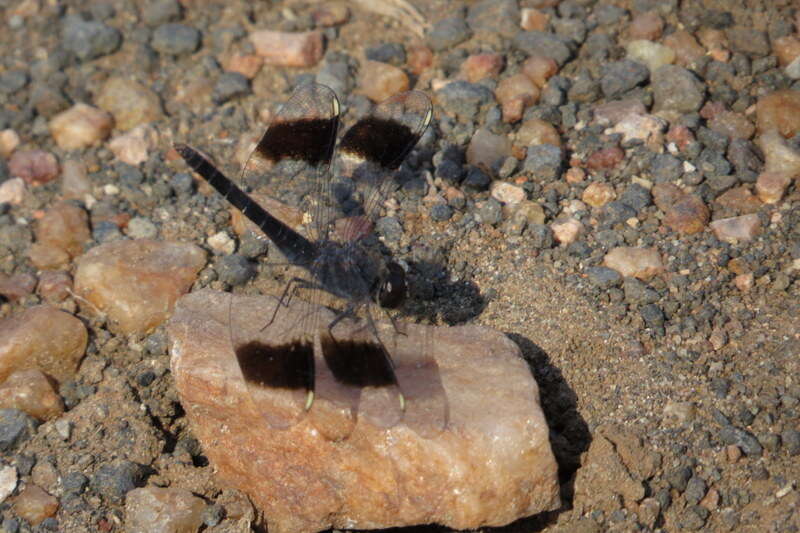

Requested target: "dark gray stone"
[
  {"left": 552, "top": 18, "right": 587, "bottom": 44},
  {"left": 601, "top": 60, "right": 649, "bottom": 98},
  {"left": 142, "top": 0, "right": 182, "bottom": 27},
  {"left": 513, "top": 31, "right": 572, "bottom": 66},
  {"left": 375, "top": 216, "right": 403, "bottom": 242},
  {"left": 522, "top": 144, "right": 562, "bottom": 181},
  {"left": 426, "top": 17, "right": 471, "bottom": 52},
  {"left": 0, "top": 409, "right": 39, "bottom": 452},
  {"left": 151, "top": 23, "right": 200, "bottom": 55},
  {"left": 652, "top": 65, "right": 705, "bottom": 113},
  {"left": 430, "top": 204, "right": 453, "bottom": 222},
  {"left": 684, "top": 476, "right": 707, "bottom": 505},
  {"left": 62, "top": 15, "right": 122, "bottom": 61},
  {"left": 782, "top": 428, "right": 800, "bottom": 456},
  {"left": 170, "top": 172, "right": 194, "bottom": 195},
  {"left": 213, "top": 72, "right": 250, "bottom": 104},
  {"left": 727, "top": 139, "right": 763, "bottom": 174},
  {"left": 527, "top": 224, "right": 554, "bottom": 249},
  {"left": 619, "top": 183, "right": 651, "bottom": 212},
  {"left": 215, "top": 254, "right": 257, "bottom": 287},
  {"left": 586, "top": 266, "right": 622, "bottom": 288},
  {"left": 62, "top": 471, "right": 89, "bottom": 493},
  {"left": 594, "top": 4, "right": 628, "bottom": 25},
  {"left": 697, "top": 126, "right": 728, "bottom": 152},
  {"left": 599, "top": 201, "right": 637, "bottom": 226},
  {"left": 719, "top": 425, "right": 763, "bottom": 456},
  {"left": 0, "top": 70, "right": 29, "bottom": 94},
  {"left": 476, "top": 198, "right": 502, "bottom": 225},
  {"left": 436, "top": 81, "right": 494, "bottom": 122},
  {"left": 238, "top": 233, "right": 269, "bottom": 258},
  {"left": 640, "top": 303, "right": 665, "bottom": 328},
  {"left": 435, "top": 158, "right": 464, "bottom": 183},
  {"left": 623, "top": 278, "right": 659, "bottom": 305},
  {"left": 462, "top": 166, "right": 491, "bottom": 191},
  {"left": 697, "top": 149, "right": 733, "bottom": 177},
  {"left": 90, "top": 461, "right": 144, "bottom": 503},
  {"left": 726, "top": 27, "right": 770, "bottom": 56},
  {"left": 365, "top": 42, "right": 406, "bottom": 66},
  {"left": 467, "top": 0, "right": 520, "bottom": 39},
  {"left": 650, "top": 153, "right": 683, "bottom": 182},
  {"left": 567, "top": 70, "right": 600, "bottom": 102},
  {"left": 666, "top": 465, "right": 693, "bottom": 492},
  {"left": 679, "top": 505, "right": 709, "bottom": 531}
]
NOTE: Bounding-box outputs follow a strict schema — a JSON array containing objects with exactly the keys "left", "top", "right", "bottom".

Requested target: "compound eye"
[{"left": 378, "top": 262, "right": 406, "bottom": 308}]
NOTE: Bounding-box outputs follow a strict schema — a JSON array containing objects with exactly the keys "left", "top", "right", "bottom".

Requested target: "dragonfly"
[{"left": 174, "top": 82, "right": 447, "bottom": 437}]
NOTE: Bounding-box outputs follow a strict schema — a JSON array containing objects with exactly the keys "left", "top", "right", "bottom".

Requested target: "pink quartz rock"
[
  {"left": 0, "top": 177, "right": 26, "bottom": 205},
  {"left": 124, "top": 487, "right": 205, "bottom": 533},
  {"left": 0, "top": 273, "right": 36, "bottom": 301},
  {"left": 49, "top": 103, "right": 113, "bottom": 150},
  {"left": 521, "top": 54, "right": 558, "bottom": 88},
  {"left": 603, "top": 247, "right": 664, "bottom": 280},
  {"left": 60, "top": 159, "right": 92, "bottom": 200},
  {"left": 0, "top": 368, "right": 64, "bottom": 421},
  {"left": 74, "top": 239, "right": 206, "bottom": 335},
  {"left": 34, "top": 202, "right": 91, "bottom": 259},
  {"left": 709, "top": 214, "right": 761, "bottom": 243},
  {"left": 8, "top": 149, "right": 59, "bottom": 186},
  {"left": 0, "top": 305, "right": 87, "bottom": 384},
  {"left": 628, "top": 11, "right": 663, "bottom": 40},
  {"left": 756, "top": 171, "right": 792, "bottom": 204},
  {"left": 551, "top": 217, "right": 583, "bottom": 244},
  {"left": 108, "top": 125, "right": 158, "bottom": 166},
  {"left": 758, "top": 129, "right": 800, "bottom": 178},
  {"left": 222, "top": 53, "right": 263, "bottom": 79},
  {"left": 756, "top": 90, "right": 800, "bottom": 138},
  {"left": 495, "top": 74, "right": 539, "bottom": 123},
  {"left": 714, "top": 186, "right": 762, "bottom": 214},
  {"left": 0, "top": 129, "right": 20, "bottom": 158},
  {"left": 517, "top": 118, "right": 561, "bottom": 147},
  {"left": 167, "top": 289, "right": 560, "bottom": 533},
  {"left": 582, "top": 182, "right": 616, "bottom": 207},
  {"left": 250, "top": 30, "right": 324, "bottom": 67},
  {"left": 36, "top": 270, "right": 72, "bottom": 303},
  {"left": 460, "top": 53, "right": 504, "bottom": 83},
  {"left": 357, "top": 60, "right": 410, "bottom": 103},
  {"left": 466, "top": 128, "right": 512, "bottom": 174},
  {"left": 12, "top": 485, "right": 58, "bottom": 526},
  {"left": 96, "top": 77, "right": 164, "bottom": 131}
]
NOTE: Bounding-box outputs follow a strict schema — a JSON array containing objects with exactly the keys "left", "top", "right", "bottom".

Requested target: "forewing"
[
  {"left": 241, "top": 83, "right": 341, "bottom": 243},
  {"left": 332, "top": 90, "right": 432, "bottom": 242}
]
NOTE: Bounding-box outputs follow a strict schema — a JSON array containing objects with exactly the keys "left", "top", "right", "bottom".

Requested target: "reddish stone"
[
  {"left": 715, "top": 186, "right": 762, "bottom": 214},
  {"left": 663, "top": 195, "right": 709, "bottom": 235},
  {"left": 585, "top": 146, "right": 624, "bottom": 170},
  {"left": 663, "top": 30, "right": 705, "bottom": 66},
  {"left": 0, "top": 273, "right": 37, "bottom": 301},
  {"left": 521, "top": 55, "right": 558, "bottom": 88},
  {"left": 8, "top": 149, "right": 59, "bottom": 186},
  {"left": 36, "top": 270, "right": 72, "bottom": 303},
  {"left": 250, "top": 30, "right": 324, "bottom": 67},
  {"left": 495, "top": 74, "right": 539, "bottom": 123},
  {"left": 520, "top": 8, "right": 549, "bottom": 31},
  {"left": 629, "top": 11, "right": 663, "bottom": 41},
  {"left": 358, "top": 61, "right": 410, "bottom": 103},
  {"left": 407, "top": 44, "right": 433, "bottom": 75},
  {"left": 666, "top": 124, "right": 695, "bottom": 150},
  {"left": 756, "top": 90, "right": 800, "bottom": 138},
  {"left": 461, "top": 53, "right": 504, "bottom": 83}
]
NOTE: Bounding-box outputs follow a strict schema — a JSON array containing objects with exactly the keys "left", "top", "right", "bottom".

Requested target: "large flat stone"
[{"left": 167, "top": 289, "right": 559, "bottom": 533}]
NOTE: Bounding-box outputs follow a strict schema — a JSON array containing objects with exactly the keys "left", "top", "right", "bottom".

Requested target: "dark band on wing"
[
  {"left": 321, "top": 335, "right": 398, "bottom": 388},
  {"left": 235, "top": 339, "right": 315, "bottom": 391},
  {"left": 256, "top": 117, "right": 339, "bottom": 166},
  {"left": 338, "top": 116, "right": 421, "bottom": 170}
]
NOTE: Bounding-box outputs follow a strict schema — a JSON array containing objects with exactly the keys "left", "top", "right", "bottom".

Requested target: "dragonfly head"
[{"left": 377, "top": 261, "right": 406, "bottom": 309}]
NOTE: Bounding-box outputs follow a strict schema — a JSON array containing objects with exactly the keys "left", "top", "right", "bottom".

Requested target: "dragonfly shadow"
[{"left": 404, "top": 260, "right": 486, "bottom": 326}]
